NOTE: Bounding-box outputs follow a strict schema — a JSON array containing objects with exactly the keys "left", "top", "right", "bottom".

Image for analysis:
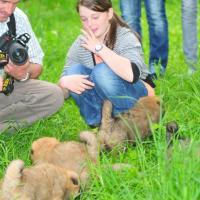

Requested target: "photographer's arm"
[
  {"left": 4, "top": 61, "right": 42, "bottom": 80},
  {"left": 28, "top": 62, "right": 42, "bottom": 78}
]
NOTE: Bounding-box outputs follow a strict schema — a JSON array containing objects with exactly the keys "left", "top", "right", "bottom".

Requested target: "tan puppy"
[
  {"left": 31, "top": 131, "right": 98, "bottom": 187},
  {"left": 1, "top": 160, "right": 79, "bottom": 200},
  {"left": 98, "top": 96, "right": 161, "bottom": 150}
]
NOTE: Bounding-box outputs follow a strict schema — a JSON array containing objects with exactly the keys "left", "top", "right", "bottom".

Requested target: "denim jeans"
[
  {"left": 120, "top": 0, "right": 168, "bottom": 72},
  {"left": 182, "top": 0, "right": 198, "bottom": 69},
  {"left": 64, "top": 63, "right": 148, "bottom": 126}
]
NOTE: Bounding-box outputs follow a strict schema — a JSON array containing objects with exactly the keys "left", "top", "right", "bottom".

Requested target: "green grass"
[{"left": 1, "top": 0, "right": 200, "bottom": 199}]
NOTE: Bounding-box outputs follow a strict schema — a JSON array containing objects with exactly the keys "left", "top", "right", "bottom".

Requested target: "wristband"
[{"left": 95, "top": 44, "right": 104, "bottom": 53}]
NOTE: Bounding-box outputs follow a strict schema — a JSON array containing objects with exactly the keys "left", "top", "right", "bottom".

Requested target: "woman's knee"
[
  {"left": 91, "top": 63, "right": 116, "bottom": 89},
  {"left": 65, "top": 64, "right": 89, "bottom": 75},
  {"left": 70, "top": 92, "right": 81, "bottom": 103}
]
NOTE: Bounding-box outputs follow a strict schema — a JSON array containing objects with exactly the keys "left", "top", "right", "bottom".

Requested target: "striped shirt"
[
  {"left": 0, "top": 7, "right": 44, "bottom": 65},
  {"left": 63, "top": 26, "right": 150, "bottom": 80}
]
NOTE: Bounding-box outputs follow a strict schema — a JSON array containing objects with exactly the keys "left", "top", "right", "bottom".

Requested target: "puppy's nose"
[{"left": 166, "top": 121, "right": 179, "bottom": 133}]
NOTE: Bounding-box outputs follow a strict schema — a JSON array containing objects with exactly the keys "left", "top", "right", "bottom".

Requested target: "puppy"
[
  {"left": 165, "top": 121, "right": 199, "bottom": 158},
  {"left": 1, "top": 160, "right": 79, "bottom": 200},
  {"left": 98, "top": 96, "right": 161, "bottom": 150},
  {"left": 31, "top": 131, "right": 98, "bottom": 186}
]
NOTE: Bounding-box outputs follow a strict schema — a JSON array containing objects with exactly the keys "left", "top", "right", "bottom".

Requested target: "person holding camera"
[
  {"left": 0, "top": 0, "right": 64, "bottom": 132},
  {"left": 59, "top": 0, "right": 155, "bottom": 127}
]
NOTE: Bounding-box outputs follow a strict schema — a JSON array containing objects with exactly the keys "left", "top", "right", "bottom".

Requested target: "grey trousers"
[
  {"left": 182, "top": 0, "right": 198, "bottom": 67},
  {"left": 0, "top": 79, "right": 64, "bottom": 132}
]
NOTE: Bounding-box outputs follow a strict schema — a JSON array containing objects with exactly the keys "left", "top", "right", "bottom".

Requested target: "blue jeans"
[
  {"left": 64, "top": 63, "right": 148, "bottom": 126},
  {"left": 182, "top": 0, "right": 198, "bottom": 69},
  {"left": 120, "top": 0, "right": 168, "bottom": 71}
]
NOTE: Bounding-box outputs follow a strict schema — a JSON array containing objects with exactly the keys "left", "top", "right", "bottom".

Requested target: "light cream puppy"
[
  {"left": 31, "top": 131, "right": 98, "bottom": 187},
  {"left": 1, "top": 160, "right": 79, "bottom": 200}
]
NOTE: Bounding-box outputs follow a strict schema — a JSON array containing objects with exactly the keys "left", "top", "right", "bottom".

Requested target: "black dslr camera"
[
  {"left": 0, "top": 31, "right": 30, "bottom": 95},
  {"left": 0, "top": 31, "right": 30, "bottom": 65}
]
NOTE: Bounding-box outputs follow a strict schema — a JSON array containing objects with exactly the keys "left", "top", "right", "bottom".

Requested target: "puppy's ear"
[
  {"left": 68, "top": 171, "right": 79, "bottom": 186},
  {"left": 152, "top": 96, "right": 160, "bottom": 106},
  {"left": 166, "top": 121, "right": 179, "bottom": 146},
  {"left": 66, "top": 171, "right": 80, "bottom": 197},
  {"left": 156, "top": 99, "right": 160, "bottom": 106},
  {"left": 30, "top": 149, "right": 35, "bottom": 163},
  {"left": 71, "top": 176, "right": 79, "bottom": 186}
]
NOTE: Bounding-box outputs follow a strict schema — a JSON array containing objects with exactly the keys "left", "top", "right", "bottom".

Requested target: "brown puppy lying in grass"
[
  {"left": 31, "top": 131, "right": 98, "bottom": 187},
  {"left": 1, "top": 160, "right": 79, "bottom": 200},
  {"left": 98, "top": 96, "right": 161, "bottom": 151}
]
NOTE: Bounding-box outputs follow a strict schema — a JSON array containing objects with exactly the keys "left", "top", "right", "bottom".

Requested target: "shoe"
[
  {"left": 149, "top": 63, "right": 156, "bottom": 74},
  {"left": 149, "top": 63, "right": 158, "bottom": 80},
  {"left": 150, "top": 73, "right": 157, "bottom": 80},
  {"left": 188, "top": 66, "right": 197, "bottom": 75},
  {"left": 1, "top": 121, "right": 22, "bottom": 134},
  {"left": 160, "top": 65, "right": 166, "bottom": 77},
  {"left": 89, "top": 123, "right": 100, "bottom": 129}
]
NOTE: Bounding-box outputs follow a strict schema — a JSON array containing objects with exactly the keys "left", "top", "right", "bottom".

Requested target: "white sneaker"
[
  {"left": 188, "top": 66, "right": 197, "bottom": 75},
  {"left": 160, "top": 65, "right": 166, "bottom": 76}
]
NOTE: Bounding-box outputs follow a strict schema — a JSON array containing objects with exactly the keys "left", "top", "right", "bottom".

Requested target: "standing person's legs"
[
  {"left": 182, "top": 0, "right": 198, "bottom": 74},
  {"left": 67, "top": 63, "right": 147, "bottom": 126},
  {"left": 145, "top": 0, "right": 168, "bottom": 77},
  {"left": 120, "top": 0, "right": 142, "bottom": 35},
  {"left": 0, "top": 80, "right": 64, "bottom": 132}
]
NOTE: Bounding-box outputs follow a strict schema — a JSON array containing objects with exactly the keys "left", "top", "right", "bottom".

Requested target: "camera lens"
[
  {"left": 9, "top": 42, "right": 28, "bottom": 65},
  {"left": 12, "top": 48, "right": 27, "bottom": 64}
]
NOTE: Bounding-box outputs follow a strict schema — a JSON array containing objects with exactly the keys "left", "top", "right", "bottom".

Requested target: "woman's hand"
[
  {"left": 59, "top": 75, "right": 95, "bottom": 94},
  {"left": 80, "top": 28, "right": 102, "bottom": 53}
]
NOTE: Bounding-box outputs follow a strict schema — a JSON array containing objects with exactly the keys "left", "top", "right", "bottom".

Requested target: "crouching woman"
[{"left": 59, "top": 0, "right": 155, "bottom": 127}]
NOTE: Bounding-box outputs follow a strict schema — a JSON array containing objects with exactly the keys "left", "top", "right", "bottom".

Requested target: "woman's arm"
[
  {"left": 80, "top": 28, "right": 143, "bottom": 83},
  {"left": 59, "top": 39, "right": 95, "bottom": 94},
  {"left": 95, "top": 45, "right": 134, "bottom": 82}
]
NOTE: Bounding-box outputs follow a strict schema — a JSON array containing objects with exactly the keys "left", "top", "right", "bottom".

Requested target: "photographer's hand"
[
  {"left": 4, "top": 60, "right": 29, "bottom": 80},
  {"left": 59, "top": 75, "right": 95, "bottom": 95}
]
